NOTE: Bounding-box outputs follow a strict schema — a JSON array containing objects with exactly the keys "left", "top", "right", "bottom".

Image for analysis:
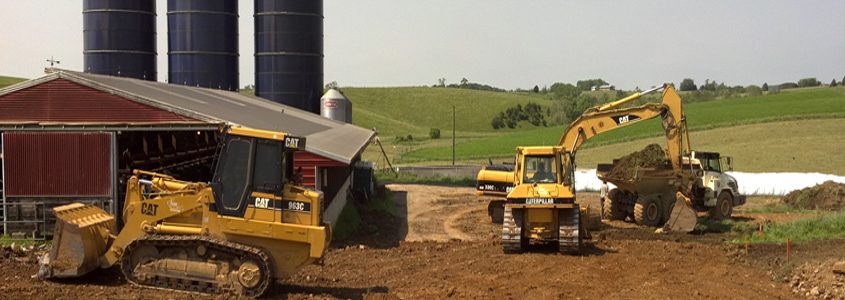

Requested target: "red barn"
[{"left": 0, "top": 70, "right": 374, "bottom": 237}]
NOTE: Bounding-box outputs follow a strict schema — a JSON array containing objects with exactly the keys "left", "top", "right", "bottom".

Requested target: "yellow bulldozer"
[
  {"left": 476, "top": 84, "right": 700, "bottom": 254},
  {"left": 38, "top": 126, "right": 331, "bottom": 298}
]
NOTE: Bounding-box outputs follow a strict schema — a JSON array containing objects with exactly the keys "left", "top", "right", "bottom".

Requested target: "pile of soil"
[
  {"left": 782, "top": 180, "right": 844, "bottom": 211},
  {"left": 785, "top": 259, "right": 845, "bottom": 299},
  {"left": 604, "top": 143, "right": 669, "bottom": 180}
]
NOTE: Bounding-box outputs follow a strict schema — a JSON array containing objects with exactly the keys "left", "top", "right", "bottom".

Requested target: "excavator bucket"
[
  {"left": 38, "top": 203, "right": 116, "bottom": 279},
  {"left": 663, "top": 192, "right": 698, "bottom": 233}
]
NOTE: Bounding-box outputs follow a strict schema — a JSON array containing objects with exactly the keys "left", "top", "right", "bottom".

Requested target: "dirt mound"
[
  {"left": 785, "top": 259, "right": 845, "bottom": 299},
  {"left": 604, "top": 143, "right": 669, "bottom": 180},
  {"left": 782, "top": 180, "right": 844, "bottom": 211}
]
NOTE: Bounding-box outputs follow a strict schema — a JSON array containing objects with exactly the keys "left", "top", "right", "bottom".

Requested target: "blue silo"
[
  {"left": 83, "top": 0, "right": 157, "bottom": 81},
  {"left": 168, "top": 0, "right": 239, "bottom": 90},
  {"left": 255, "top": 0, "right": 323, "bottom": 114}
]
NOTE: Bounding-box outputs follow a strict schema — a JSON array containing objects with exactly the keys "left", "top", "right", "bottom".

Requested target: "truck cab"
[{"left": 688, "top": 151, "right": 745, "bottom": 219}]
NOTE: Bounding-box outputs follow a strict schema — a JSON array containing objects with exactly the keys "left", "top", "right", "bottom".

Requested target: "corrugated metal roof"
[
  {"left": 0, "top": 71, "right": 375, "bottom": 164},
  {"left": 0, "top": 79, "right": 199, "bottom": 123}
]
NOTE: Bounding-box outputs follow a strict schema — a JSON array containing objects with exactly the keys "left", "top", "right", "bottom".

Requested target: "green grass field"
[
  {"left": 343, "top": 87, "right": 555, "bottom": 138},
  {"left": 399, "top": 87, "right": 845, "bottom": 164},
  {"left": 0, "top": 75, "right": 27, "bottom": 89}
]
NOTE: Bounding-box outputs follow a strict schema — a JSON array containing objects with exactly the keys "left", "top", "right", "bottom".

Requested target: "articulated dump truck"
[
  {"left": 39, "top": 126, "right": 331, "bottom": 298},
  {"left": 477, "top": 84, "right": 703, "bottom": 254}
]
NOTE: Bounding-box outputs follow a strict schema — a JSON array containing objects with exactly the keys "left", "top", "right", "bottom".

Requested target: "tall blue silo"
[
  {"left": 168, "top": 0, "right": 239, "bottom": 90},
  {"left": 255, "top": 0, "right": 323, "bottom": 114},
  {"left": 83, "top": 0, "right": 157, "bottom": 81}
]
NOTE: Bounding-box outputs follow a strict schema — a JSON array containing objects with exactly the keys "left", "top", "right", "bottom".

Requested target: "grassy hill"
[
  {"left": 0, "top": 76, "right": 27, "bottom": 89},
  {"left": 400, "top": 87, "right": 845, "bottom": 162},
  {"left": 343, "top": 87, "right": 554, "bottom": 138}
]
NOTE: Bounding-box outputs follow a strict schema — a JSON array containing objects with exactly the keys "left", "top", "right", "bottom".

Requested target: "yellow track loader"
[
  {"left": 38, "top": 126, "right": 331, "bottom": 298},
  {"left": 478, "top": 84, "right": 700, "bottom": 254}
]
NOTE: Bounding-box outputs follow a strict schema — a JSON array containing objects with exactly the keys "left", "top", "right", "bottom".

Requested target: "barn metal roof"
[{"left": 0, "top": 71, "right": 375, "bottom": 164}]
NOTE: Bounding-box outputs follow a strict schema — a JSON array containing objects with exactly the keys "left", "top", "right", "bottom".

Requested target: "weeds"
[
  {"left": 375, "top": 171, "right": 475, "bottom": 187},
  {"left": 730, "top": 211, "right": 845, "bottom": 244},
  {"left": 332, "top": 188, "right": 397, "bottom": 241},
  {"left": 772, "top": 262, "right": 795, "bottom": 283}
]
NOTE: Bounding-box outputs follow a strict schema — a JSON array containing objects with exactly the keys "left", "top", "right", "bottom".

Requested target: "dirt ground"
[{"left": 1, "top": 184, "right": 844, "bottom": 300}]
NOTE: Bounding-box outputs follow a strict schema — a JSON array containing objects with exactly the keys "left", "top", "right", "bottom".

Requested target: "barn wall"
[{"left": 3, "top": 132, "right": 112, "bottom": 196}]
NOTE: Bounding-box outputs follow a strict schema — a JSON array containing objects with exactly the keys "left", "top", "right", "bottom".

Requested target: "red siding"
[
  {"left": 0, "top": 79, "right": 198, "bottom": 123},
  {"left": 4, "top": 132, "right": 112, "bottom": 196},
  {"left": 294, "top": 151, "right": 347, "bottom": 187}
]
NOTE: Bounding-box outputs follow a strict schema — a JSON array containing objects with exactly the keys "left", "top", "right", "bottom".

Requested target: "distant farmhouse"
[{"left": 591, "top": 85, "right": 615, "bottom": 91}]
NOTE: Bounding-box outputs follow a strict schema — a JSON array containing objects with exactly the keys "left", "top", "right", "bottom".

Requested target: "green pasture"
[
  {"left": 401, "top": 87, "right": 845, "bottom": 163},
  {"left": 343, "top": 87, "right": 554, "bottom": 138},
  {"left": 0, "top": 76, "right": 27, "bottom": 89}
]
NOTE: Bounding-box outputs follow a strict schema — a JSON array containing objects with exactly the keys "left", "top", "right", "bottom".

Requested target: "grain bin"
[{"left": 320, "top": 89, "right": 351, "bottom": 123}]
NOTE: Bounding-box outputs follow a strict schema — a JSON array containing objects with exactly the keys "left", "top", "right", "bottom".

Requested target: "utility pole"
[{"left": 452, "top": 106, "right": 455, "bottom": 165}]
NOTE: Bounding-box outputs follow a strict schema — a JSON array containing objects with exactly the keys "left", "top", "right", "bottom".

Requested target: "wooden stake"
[
  {"left": 787, "top": 237, "right": 790, "bottom": 264},
  {"left": 759, "top": 223, "right": 762, "bottom": 238}
]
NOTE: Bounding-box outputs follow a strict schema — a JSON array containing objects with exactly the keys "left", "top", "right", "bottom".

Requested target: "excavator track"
[
  {"left": 558, "top": 204, "right": 582, "bottom": 254},
  {"left": 502, "top": 206, "right": 523, "bottom": 253},
  {"left": 120, "top": 235, "right": 273, "bottom": 298}
]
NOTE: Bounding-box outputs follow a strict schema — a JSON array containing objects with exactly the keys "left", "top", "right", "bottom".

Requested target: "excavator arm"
[{"left": 558, "top": 84, "right": 698, "bottom": 231}]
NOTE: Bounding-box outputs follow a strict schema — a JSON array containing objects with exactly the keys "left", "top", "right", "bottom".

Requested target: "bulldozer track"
[
  {"left": 120, "top": 235, "right": 273, "bottom": 298},
  {"left": 501, "top": 206, "right": 522, "bottom": 254},
  {"left": 558, "top": 204, "right": 582, "bottom": 254}
]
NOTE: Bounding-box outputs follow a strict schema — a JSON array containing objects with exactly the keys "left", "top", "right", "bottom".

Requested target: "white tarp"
[{"left": 575, "top": 169, "right": 845, "bottom": 196}]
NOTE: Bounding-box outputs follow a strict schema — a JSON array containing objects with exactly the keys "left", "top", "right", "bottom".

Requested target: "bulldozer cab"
[
  {"left": 210, "top": 127, "right": 306, "bottom": 218},
  {"left": 515, "top": 147, "right": 574, "bottom": 188}
]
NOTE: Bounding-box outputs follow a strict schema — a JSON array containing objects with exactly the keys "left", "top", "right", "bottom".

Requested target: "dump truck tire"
[
  {"left": 585, "top": 205, "right": 601, "bottom": 231},
  {"left": 488, "top": 200, "right": 506, "bottom": 224},
  {"left": 603, "top": 189, "right": 627, "bottom": 221},
  {"left": 634, "top": 194, "right": 662, "bottom": 227},
  {"left": 708, "top": 192, "right": 733, "bottom": 220}
]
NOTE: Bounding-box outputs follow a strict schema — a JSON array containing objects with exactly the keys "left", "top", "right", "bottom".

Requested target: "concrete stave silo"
[
  {"left": 167, "top": 0, "right": 239, "bottom": 90},
  {"left": 83, "top": 0, "right": 157, "bottom": 81},
  {"left": 255, "top": 0, "right": 323, "bottom": 114}
]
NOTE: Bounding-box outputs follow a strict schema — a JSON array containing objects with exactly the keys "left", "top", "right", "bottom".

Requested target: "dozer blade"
[
  {"left": 38, "top": 203, "right": 116, "bottom": 279},
  {"left": 663, "top": 192, "right": 698, "bottom": 233}
]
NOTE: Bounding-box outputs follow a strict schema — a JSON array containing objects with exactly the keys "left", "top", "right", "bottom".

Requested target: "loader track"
[
  {"left": 120, "top": 235, "right": 273, "bottom": 298},
  {"left": 558, "top": 204, "right": 582, "bottom": 254},
  {"left": 501, "top": 206, "right": 523, "bottom": 254}
]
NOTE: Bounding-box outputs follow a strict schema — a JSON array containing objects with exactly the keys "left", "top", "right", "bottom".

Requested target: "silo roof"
[{"left": 0, "top": 70, "right": 374, "bottom": 165}]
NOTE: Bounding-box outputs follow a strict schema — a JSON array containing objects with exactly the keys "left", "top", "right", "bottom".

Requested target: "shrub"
[{"left": 429, "top": 128, "right": 441, "bottom": 139}]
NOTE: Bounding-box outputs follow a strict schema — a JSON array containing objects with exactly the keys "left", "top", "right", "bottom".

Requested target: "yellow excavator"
[
  {"left": 38, "top": 126, "right": 331, "bottom": 298},
  {"left": 476, "top": 84, "right": 699, "bottom": 254}
]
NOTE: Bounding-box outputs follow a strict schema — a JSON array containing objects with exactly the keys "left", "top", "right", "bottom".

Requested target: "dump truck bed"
[{"left": 596, "top": 160, "right": 679, "bottom": 195}]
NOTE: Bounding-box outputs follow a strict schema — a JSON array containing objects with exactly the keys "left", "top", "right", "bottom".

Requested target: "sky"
[{"left": 0, "top": 0, "right": 842, "bottom": 91}]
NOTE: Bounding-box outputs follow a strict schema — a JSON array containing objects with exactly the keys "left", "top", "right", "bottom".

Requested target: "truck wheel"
[
  {"left": 488, "top": 200, "right": 506, "bottom": 224},
  {"left": 603, "top": 189, "right": 627, "bottom": 221},
  {"left": 708, "top": 192, "right": 733, "bottom": 220},
  {"left": 660, "top": 195, "right": 674, "bottom": 224},
  {"left": 583, "top": 205, "right": 602, "bottom": 231},
  {"left": 634, "top": 195, "right": 662, "bottom": 227}
]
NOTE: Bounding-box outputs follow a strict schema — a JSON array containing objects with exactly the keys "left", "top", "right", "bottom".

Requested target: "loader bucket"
[
  {"left": 38, "top": 203, "right": 116, "bottom": 279},
  {"left": 663, "top": 193, "right": 698, "bottom": 233}
]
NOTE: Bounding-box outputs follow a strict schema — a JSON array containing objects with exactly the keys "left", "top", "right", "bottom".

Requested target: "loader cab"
[{"left": 210, "top": 127, "right": 306, "bottom": 217}]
